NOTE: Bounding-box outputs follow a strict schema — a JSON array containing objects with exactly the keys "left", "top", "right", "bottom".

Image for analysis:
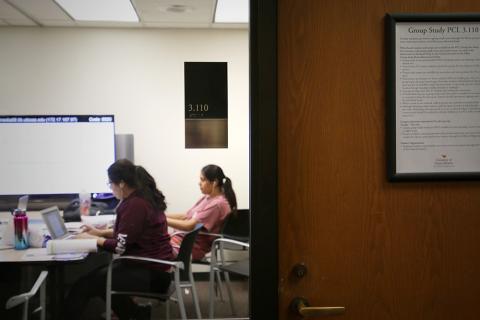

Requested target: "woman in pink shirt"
[{"left": 168, "top": 164, "right": 237, "bottom": 260}]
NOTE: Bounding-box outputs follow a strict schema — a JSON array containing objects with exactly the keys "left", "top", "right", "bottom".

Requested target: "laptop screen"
[{"left": 41, "top": 206, "right": 68, "bottom": 239}]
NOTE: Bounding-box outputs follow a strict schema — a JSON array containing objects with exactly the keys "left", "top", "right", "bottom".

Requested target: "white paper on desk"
[
  {"left": 53, "top": 253, "right": 88, "bottom": 261},
  {"left": 0, "top": 215, "right": 14, "bottom": 246},
  {"left": 22, "top": 250, "right": 55, "bottom": 261},
  {"left": 22, "top": 250, "right": 87, "bottom": 261},
  {"left": 46, "top": 239, "right": 97, "bottom": 254},
  {"left": 81, "top": 215, "right": 116, "bottom": 229}
]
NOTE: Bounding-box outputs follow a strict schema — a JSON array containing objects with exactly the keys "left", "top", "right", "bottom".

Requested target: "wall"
[{"left": 0, "top": 27, "right": 249, "bottom": 212}]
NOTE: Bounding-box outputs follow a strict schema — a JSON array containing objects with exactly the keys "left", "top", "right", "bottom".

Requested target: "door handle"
[{"left": 290, "top": 297, "right": 345, "bottom": 317}]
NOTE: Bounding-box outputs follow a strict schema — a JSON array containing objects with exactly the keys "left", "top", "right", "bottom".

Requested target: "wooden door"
[{"left": 277, "top": 0, "right": 480, "bottom": 319}]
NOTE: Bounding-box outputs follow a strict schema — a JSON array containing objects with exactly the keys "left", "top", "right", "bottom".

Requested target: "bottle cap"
[{"left": 13, "top": 208, "right": 26, "bottom": 216}]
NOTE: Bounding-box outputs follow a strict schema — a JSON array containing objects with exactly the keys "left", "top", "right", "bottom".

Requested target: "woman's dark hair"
[
  {"left": 108, "top": 159, "right": 167, "bottom": 211},
  {"left": 201, "top": 164, "right": 237, "bottom": 213}
]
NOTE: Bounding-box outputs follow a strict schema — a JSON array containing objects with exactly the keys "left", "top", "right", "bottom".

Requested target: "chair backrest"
[
  {"left": 176, "top": 223, "right": 203, "bottom": 281},
  {"left": 222, "top": 209, "right": 250, "bottom": 242},
  {"left": 5, "top": 270, "right": 48, "bottom": 320}
]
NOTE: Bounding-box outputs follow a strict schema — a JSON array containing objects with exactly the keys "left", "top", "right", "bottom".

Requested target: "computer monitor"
[{"left": 0, "top": 115, "right": 115, "bottom": 195}]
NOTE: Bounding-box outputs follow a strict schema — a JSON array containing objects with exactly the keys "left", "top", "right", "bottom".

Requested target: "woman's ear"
[{"left": 119, "top": 181, "right": 125, "bottom": 188}]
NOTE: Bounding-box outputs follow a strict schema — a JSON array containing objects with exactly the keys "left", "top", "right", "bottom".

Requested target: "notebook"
[{"left": 40, "top": 206, "right": 76, "bottom": 240}]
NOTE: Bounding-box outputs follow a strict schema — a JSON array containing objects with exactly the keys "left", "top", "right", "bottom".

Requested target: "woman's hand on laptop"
[
  {"left": 74, "top": 228, "right": 107, "bottom": 247},
  {"left": 74, "top": 232, "right": 97, "bottom": 239},
  {"left": 80, "top": 225, "right": 113, "bottom": 238},
  {"left": 81, "top": 225, "right": 103, "bottom": 236}
]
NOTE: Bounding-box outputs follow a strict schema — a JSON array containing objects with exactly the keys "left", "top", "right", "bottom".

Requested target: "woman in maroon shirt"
[{"left": 65, "top": 159, "right": 173, "bottom": 320}]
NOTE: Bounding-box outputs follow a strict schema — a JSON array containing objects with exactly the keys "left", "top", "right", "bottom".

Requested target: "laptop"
[{"left": 40, "top": 206, "right": 76, "bottom": 240}]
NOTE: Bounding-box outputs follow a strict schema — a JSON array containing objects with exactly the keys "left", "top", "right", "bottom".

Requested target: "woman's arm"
[
  {"left": 165, "top": 212, "right": 188, "bottom": 220},
  {"left": 82, "top": 225, "right": 113, "bottom": 238},
  {"left": 167, "top": 216, "right": 198, "bottom": 231},
  {"left": 74, "top": 232, "right": 106, "bottom": 246},
  {"left": 96, "top": 229, "right": 113, "bottom": 238},
  {"left": 77, "top": 226, "right": 113, "bottom": 247}
]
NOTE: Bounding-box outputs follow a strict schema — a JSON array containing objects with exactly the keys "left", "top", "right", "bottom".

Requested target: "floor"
[
  {"left": 64, "top": 249, "right": 250, "bottom": 320},
  {"left": 84, "top": 276, "right": 249, "bottom": 320},
  {"left": 150, "top": 278, "right": 249, "bottom": 319}
]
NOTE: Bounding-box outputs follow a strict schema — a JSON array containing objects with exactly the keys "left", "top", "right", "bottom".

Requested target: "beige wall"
[{"left": 0, "top": 27, "right": 249, "bottom": 212}]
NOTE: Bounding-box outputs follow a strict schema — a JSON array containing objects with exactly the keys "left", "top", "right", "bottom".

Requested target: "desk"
[
  {"left": 0, "top": 247, "right": 90, "bottom": 320},
  {"left": 0, "top": 247, "right": 88, "bottom": 262},
  {"left": 1, "top": 211, "right": 111, "bottom": 319}
]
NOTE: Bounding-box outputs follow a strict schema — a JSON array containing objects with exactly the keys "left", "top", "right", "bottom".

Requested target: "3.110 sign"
[{"left": 184, "top": 62, "right": 228, "bottom": 148}]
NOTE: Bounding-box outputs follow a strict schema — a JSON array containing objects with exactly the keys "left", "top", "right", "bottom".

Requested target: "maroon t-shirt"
[{"left": 103, "top": 192, "right": 173, "bottom": 270}]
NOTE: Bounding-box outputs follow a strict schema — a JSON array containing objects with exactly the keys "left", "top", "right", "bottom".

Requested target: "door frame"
[{"left": 250, "top": 0, "right": 278, "bottom": 318}]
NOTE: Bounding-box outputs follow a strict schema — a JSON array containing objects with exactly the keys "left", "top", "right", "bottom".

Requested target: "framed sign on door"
[{"left": 386, "top": 13, "right": 480, "bottom": 181}]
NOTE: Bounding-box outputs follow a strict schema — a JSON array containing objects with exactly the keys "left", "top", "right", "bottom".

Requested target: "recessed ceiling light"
[
  {"left": 166, "top": 5, "right": 192, "bottom": 14},
  {"left": 55, "top": 0, "right": 139, "bottom": 22},
  {"left": 215, "top": 0, "right": 249, "bottom": 23}
]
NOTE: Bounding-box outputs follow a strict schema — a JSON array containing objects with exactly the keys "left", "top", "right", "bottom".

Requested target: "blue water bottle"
[{"left": 13, "top": 209, "right": 29, "bottom": 250}]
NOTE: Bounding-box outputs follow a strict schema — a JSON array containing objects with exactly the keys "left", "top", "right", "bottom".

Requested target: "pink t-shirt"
[{"left": 171, "top": 194, "right": 231, "bottom": 260}]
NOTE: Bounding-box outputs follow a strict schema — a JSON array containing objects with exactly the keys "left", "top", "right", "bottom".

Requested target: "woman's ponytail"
[
  {"left": 201, "top": 164, "right": 237, "bottom": 214},
  {"left": 134, "top": 165, "right": 167, "bottom": 211},
  {"left": 222, "top": 176, "right": 237, "bottom": 214},
  {"left": 108, "top": 159, "right": 167, "bottom": 211}
]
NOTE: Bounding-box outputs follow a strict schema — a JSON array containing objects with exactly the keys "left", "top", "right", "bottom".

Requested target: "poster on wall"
[
  {"left": 386, "top": 13, "right": 480, "bottom": 181},
  {"left": 184, "top": 62, "right": 228, "bottom": 148}
]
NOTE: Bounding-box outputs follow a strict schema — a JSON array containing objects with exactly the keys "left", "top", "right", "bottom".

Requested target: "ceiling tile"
[
  {"left": 8, "top": 0, "right": 71, "bottom": 20},
  {"left": 0, "top": 0, "right": 37, "bottom": 25},
  {"left": 142, "top": 21, "right": 211, "bottom": 28},
  {"left": 133, "top": 0, "right": 215, "bottom": 23},
  {"left": 3, "top": 17, "right": 36, "bottom": 25},
  {"left": 0, "top": 0, "right": 30, "bottom": 19},
  {"left": 40, "top": 19, "right": 75, "bottom": 26},
  {"left": 0, "top": 0, "right": 249, "bottom": 29},
  {"left": 75, "top": 20, "right": 141, "bottom": 28}
]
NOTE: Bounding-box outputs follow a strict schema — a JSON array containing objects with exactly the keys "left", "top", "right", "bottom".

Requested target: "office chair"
[
  {"left": 5, "top": 270, "right": 48, "bottom": 320},
  {"left": 193, "top": 209, "right": 250, "bottom": 302},
  {"left": 193, "top": 209, "right": 249, "bottom": 266},
  {"left": 208, "top": 237, "right": 249, "bottom": 318},
  {"left": 221, "top": 209, "right": 250, "bottom": 243},
  {"left": 106, "top": 223, "right": 203, "bottom": 320}
]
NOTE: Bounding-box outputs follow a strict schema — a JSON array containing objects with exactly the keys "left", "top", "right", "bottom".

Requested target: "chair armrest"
[
  {"left": 170, "top": 230, "right": 185, "bottom": 237},
  {"left": 198, "top": 231, "right": 222, "bottom": 238},
  {"left": 171, "top": 230, "right": 222, "bottom": 238},
  {"left": 5, "top": 270, "right": 48, "bottom": 309},
  {"left": 213, "top": 238, "right": 250, "bottom": 249},
  {"left": 113, "top": 255, "right": 183, "bottom": 270}
]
